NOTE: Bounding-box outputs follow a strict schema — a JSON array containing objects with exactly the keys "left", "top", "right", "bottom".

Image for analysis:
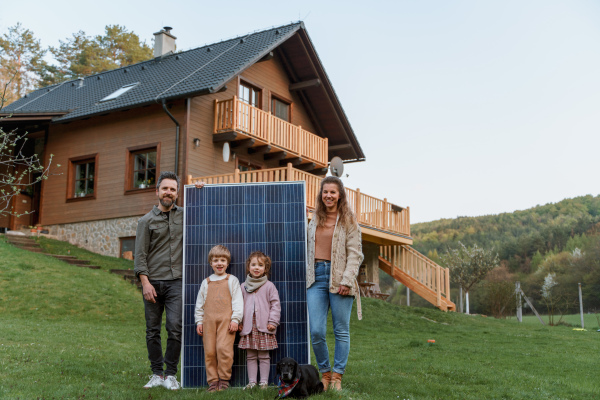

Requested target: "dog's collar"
[{"left": 276, "top": 376, "right": 300, "bottom": 398}]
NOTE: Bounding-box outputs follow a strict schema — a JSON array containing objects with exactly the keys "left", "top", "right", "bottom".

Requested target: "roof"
[{"left": 2, "top": 22, "right": 365, "bottom": 161}]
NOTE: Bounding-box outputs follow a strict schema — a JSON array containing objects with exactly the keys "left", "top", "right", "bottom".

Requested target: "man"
[{"left": 134, "top": 171, "right": 202, "bottom": 390}]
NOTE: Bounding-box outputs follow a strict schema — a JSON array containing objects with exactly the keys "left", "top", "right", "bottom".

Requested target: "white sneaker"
[
  {"left": 244, "top": 382, "right": 256, "bottom": 390},
  {"left": 163, "top": 375, "right": 181, "bottom": 390},
  {"left": 143, "top": 374, "right": 164, "bottom": 389}
]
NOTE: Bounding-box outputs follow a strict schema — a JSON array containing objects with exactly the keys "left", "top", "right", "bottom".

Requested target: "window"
[
  {"left": 119, "top": 237, "right": 136, "bottom": 260},
  {"left": 67, "top": 154, "right": 98, "bottom": 201},
  {"left": 126, "top": 144, "right": 160, "bottom": 192},
  {"left": 100, "top": 82, "right": 139, "bottom": 102},
  {"left": 237, "top": 159, "right": 261, "bottom": 172},
  {"left": 272, "top": 97, "right": 290, "bottom": 122},
  {"left": 239, "top": 81, "right": 261, "bottom": 108}
]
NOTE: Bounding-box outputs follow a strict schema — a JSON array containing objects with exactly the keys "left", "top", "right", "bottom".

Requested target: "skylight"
[{"left": 99, "top": 83, "right": 139, "bottom": 102}]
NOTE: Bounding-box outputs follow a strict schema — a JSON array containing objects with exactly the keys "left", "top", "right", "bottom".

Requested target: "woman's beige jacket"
[{"left": 306, "top": 214, "right": 364, "bottom": 319}]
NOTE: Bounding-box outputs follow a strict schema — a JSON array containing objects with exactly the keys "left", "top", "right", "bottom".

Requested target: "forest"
[{"left": 383, "top": 195, "right": 600, "bottom": 320}]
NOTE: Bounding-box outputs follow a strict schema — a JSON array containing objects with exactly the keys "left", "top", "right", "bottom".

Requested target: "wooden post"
[
  {"left": 516, "top": 281, "right": 522, "bottom": 322},
  {"left": 578, "top": 283, "right": 584, "bottom": 329},
  {"left": 406, "top": 206, "right": 410, "bottom": 236},
  {"left": 213, "top": 99, "right": 219, "bottom": 133},
  {"left": 187, "top": 175, "right": 192, "bottom": 185},
  {"left": 519, "top": 286, "right": 545, "bottom": 325},
  {"left": 383, "top": 198, "right": 388, "bottom": 230},
  {"left": 445, "top": 268, "right": 450, "bottom": 300},
  {"left": 234, "top": 168, "right": 240, "bottom": 183},
  {"left": 355, "top": 188, "right": 361, "bottom": 223},
  {"left": 232, "top": 96, "right": 238, "bottom": 131},
  {"left": 436, "top": 266, "right": 441, "bottom": 307},
  {"left": 287, "top": 162, "right": 293, "bottom": 181}
]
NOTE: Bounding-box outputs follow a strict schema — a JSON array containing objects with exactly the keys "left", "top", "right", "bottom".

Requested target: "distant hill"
[{"left": 411, "top": 194, "right": 600, "bottom": 273}]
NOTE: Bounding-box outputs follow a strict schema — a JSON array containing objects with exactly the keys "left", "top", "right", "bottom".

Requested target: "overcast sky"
[{"left": 2, "top": 0, "right": 599, "bottom": 223}]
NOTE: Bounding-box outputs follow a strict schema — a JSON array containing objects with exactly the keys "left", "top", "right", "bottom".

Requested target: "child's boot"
[
  {"left": 330, "top": 372, "right": 343, "bottom": 390},
  {"left": 321, "top": 371, "right": 332, "bottom": 390}
]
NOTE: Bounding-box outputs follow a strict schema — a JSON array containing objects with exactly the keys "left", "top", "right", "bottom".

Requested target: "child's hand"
[
  {"left": 238, "top": 324, "right": 243, "bottom": 332},
  {"left": 267, "top": 324, "right": 276, "bottom": 332},
  {"left": 194, "top": 181, "right": 205, "bottom": 189},
  {"left": 196, "top": 324, "right": 203, "bottom": 336},
  {"left": 229, "top": 321, "right": 238, "bottom": 333}
]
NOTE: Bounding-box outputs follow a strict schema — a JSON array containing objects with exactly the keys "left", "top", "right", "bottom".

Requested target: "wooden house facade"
[{"left": 1, "top": 23, "right": 454, "bottom": 311}]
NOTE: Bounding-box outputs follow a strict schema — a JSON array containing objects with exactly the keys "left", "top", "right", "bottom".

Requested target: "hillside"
[
  {"left": 1, "top": 236, "right": 599, "bottom": 399},
  {"left": 412, "top": 194, "right": 600, "bottom": 271}
]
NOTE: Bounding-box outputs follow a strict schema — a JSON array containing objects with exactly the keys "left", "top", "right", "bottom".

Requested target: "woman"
[{"left": 306, "top": 176, "right": 364, "bottom": 391}]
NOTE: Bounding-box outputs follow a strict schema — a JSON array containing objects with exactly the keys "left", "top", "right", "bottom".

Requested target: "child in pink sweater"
[{"left": 238, "top": 251, "right": 281, "bottom": 389}]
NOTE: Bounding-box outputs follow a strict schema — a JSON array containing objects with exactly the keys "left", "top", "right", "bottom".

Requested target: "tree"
[
  {"left": 48, "top": 25, "right": 153, "bottom": 83},
  {"left": 441, "top": 242, "right": 499, "bottom": 314},
  {"left": 0, "top": 23, "right": 48, "bottom": 104},
  {"left": 0, "top": 81, "right": 55, "bottom": 217}
]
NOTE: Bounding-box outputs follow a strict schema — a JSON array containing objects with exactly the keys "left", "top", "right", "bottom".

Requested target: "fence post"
[
  {"left": 234, "top": 168, "right": 240, "bottom": 183},
  {"left": 406, "top": 287, "right": 410, "bottom": 307},
  {"left": 287, "top": 162, "right": 293, "bottom": 181},
  {"left": 578, "top": 283, "right": 584, "bottom": 329},
  {"left": 516, "top": 281, "right": 522, "bottom": 322},
  {"left": 383, "top": 198, "right": 388, "bottom": 230},
  {"left": 445, "top": 268, "right": 450, "bottom": 301},
  {"left": 232, "top": 95, "right": 238, "bottom": 131},
  {"left": 436, "top": 266, "right": 441, "bottom": 307},
  {"left": 213, "top": 99, "right": 219, "bottom": 132},
  {"left": 459, "top": 287, "right": 463, "bottom": 313},
  {"left": 355, "top": 188, "right": 361, "bottom": 223},
  {"left": 187, "top": 175, "right": 192, "bottom": 185}
]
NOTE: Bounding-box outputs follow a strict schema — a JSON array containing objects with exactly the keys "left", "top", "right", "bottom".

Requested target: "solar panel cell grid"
[{"left": 182, "top": 181, "right": 308, "bottom": 388}]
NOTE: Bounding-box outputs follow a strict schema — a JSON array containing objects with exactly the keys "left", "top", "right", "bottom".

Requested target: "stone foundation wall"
[{"left": 46, "top": 216, "right": 140, "bottom": 257}]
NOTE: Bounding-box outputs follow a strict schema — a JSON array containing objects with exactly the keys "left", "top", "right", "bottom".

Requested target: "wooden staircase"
[{"left": 379, "top": 245, "right": 456, "bottom": 312}]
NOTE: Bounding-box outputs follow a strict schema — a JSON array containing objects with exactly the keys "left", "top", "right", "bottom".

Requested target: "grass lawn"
[
  {"left": 520, "top": 313, "right": 600, "bottom": 330},
  {"left": 1, "top": 236, "right": 599, "bottom": 399}
]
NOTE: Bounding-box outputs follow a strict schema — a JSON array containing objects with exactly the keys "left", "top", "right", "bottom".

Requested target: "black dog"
[{"left": 276, "top": 357, "right": 324, "bottom": 398}]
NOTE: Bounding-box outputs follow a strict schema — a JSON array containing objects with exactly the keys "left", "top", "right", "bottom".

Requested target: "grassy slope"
[{"left": 1, "top": 237, "right": 598, "bottom": 400}]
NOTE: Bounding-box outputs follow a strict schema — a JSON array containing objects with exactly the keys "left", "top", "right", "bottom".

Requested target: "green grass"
[{"left": 1, "top": 236, "right": 599, "bottom": 399}]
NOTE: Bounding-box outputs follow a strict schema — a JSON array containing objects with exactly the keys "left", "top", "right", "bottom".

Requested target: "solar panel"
[{"left": 182, "top": 181, "right": 309, "bottom": 388}]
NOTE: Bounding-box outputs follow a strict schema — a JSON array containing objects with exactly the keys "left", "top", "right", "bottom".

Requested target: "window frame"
[
  {"left": 119, "top": 236, "right": 136, "bottom": 259},
  {"left": 237, "top": 77, "right": 263, "bottom": 109},
  {"left": 270, "top": 93, "right": 292, "bottom": 122},
  {"left": 66, "top": 154, "right": 98, "bottom": 202},
  {"left": 125, "top": 143, "right": 160, "bottom": 195}
]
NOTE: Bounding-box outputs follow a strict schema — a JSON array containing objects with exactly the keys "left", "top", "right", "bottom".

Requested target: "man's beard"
[{"left": 160, "top": 196, "right": 175, "bottom": 208}]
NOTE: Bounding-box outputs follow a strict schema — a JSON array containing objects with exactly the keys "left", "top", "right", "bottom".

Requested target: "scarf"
[
  {"left": 244, "top": 274, "right": 268, "bottom": 293},
  {"left": 276, "top": 376, "right": 299, "bottom": 398}
]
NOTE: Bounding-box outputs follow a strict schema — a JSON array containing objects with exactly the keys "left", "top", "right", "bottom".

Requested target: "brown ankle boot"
[
  {"left": 330, "top": 372, "right": 343, "bottom": 390},
  {"left": 320, "top": 371, "right": 332, "bottom": 390}
]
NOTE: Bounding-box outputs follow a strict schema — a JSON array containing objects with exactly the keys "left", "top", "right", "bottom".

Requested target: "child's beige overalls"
[{"left": 203, "top": 274, "right": 235, "bottom": 384}]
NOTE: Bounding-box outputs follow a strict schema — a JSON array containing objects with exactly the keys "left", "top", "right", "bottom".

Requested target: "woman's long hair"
[{"left": 314, "top": 176, "right": 357, "bottom": 228}]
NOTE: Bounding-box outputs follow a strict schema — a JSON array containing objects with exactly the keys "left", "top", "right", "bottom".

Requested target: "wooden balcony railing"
[
  {"left": 214, "top": 97, "right": 328, "bottom": 167},
  {"left": 380, "top": 244, "right": 452, "bottom": 307},
  {"left": 187, "top": 163, "right": 410, "bottom": 237}
]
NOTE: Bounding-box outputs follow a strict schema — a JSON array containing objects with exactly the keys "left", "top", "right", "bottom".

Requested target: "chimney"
[{"left": 153, "top": 26, "right": 176, "bottom": 57}]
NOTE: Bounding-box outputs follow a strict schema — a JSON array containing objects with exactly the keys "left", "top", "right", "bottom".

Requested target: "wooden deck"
[
  {"left": 214, "top": 97, "right": 329, "bottom": 168},
  {"left": 187, "top": 163, "right": 411, "bottom": 238}
]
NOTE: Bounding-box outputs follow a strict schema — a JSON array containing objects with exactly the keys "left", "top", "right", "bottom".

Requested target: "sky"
[{"left": 2, "top": 0, "right": 599, "bottom": 223}]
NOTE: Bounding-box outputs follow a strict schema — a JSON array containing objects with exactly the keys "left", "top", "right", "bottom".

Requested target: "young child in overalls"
[
  {"left": 194, "top": 245, "right": 243, "bottom": 392},
  {"left": 238, "top": 251, "right": 281, "bottom": 389}
]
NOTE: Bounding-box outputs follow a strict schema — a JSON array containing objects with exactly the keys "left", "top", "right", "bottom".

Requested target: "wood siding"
[
  {"left": 40, "top": 102, "right": 186, "bottom": 226},
  {"left": 186, "top": 54, "right": 318, "bottom": 178}
]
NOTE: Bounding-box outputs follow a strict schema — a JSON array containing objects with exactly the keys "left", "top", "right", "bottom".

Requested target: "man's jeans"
[
  {"left": 143, "top": 279, "right": 182, "bottom": 377},
  {"left": 306, "top": 261, "right": 354, "bottom": 374}
]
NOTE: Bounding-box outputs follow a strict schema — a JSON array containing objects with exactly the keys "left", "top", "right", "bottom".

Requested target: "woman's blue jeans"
[{"left": 307, "top": 261, "right": 354, "bottom": 374}]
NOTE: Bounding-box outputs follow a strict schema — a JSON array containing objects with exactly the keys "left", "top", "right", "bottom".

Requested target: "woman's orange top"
[{"left": 314, "top": 211, "right": 337, "bottom": 261}]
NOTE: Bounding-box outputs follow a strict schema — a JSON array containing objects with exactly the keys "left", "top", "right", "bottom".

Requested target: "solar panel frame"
[{"left": 181, "top": 181, "right": 309, "bottom": 388}]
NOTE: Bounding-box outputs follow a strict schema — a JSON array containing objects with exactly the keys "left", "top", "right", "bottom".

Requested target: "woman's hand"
[
  {"left": 338, "top": 285, "right": 351, "bottom": 296},
  {"left": 229, "top": 321, "right": 239, "bottom": 333},
  {"left": 267, "top": 323, "right": 276, "bottom": 331},
  {"left": 196, "top": 324, "right": 203, "bottom": 336}
]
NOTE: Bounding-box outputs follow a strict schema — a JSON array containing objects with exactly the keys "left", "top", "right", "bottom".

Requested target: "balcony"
[
  {"left": 187, "top": 163, "right": 411, "bottom": 242},
  {"left": 213, "top": 97, "right": 329, "bottom": 168}
]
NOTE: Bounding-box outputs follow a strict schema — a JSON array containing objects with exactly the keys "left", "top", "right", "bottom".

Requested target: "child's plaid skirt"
[{"left": 238, "top": 314, "right": 278, "bottom": 350}]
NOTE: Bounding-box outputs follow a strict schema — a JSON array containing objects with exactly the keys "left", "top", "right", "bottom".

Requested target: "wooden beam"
[
  {"left": 230, "top": 138, "right": 255, "bottom": 149},
  {"left": 248, "top": 145, "right": 271, "bottom": 154},
  {"left": 280, "top": 157, "right": 302, "bottom": 166},
  {"left": 212, "top": 132, "right": 238, "bottom": 143},
  {"left": 289, "top": 79, "right": 321, "bottom": 91},
  {"left": 297, "top": 162, "right": 316, "bottom": 171},
  {"left": 308, "top": 167, "right": 328, "bottom": 176},
  {"left": 264, "top": 151, "right": 287, "bottom": 161},
  {"left": 258, "top": 51, "right": 274, "bottom": 62},
  {"left": 328, "top": 143, "right": 353, "bottom": 151}
]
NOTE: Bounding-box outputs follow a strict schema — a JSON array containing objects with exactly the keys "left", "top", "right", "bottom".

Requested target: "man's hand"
[
  {"left": 194, "top": 181, "right": 205, "bottom": 189},
  {"left": 338, "top": 285, "right": 351, "bottom": 296},
  {"left": 267, "top": 323, "right": 276, "bottom": 332},
  {"left": 229, "top": 321, "right": 239, "bottom": 333},
  {"left": 196, "top": 324, "right": 203, "bottom": 336},
  {"left": 139, "top": 275, "right": 157, "bottom": 303}
]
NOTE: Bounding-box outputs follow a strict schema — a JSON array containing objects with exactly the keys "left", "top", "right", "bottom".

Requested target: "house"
[{"left": 1, "top": 23, "right": 454, "bottom": 311}]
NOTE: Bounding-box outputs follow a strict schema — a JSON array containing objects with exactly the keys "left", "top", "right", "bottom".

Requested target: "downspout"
[{"left": 162, "top": 99, "right": 180, "bottom": 176}]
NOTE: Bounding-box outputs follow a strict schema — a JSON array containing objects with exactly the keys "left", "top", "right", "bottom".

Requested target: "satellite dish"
[
  {"left": 223, "top": 142, "right": 230, "bottom": 162},
  {"left": 329, "top": 156, "right": 344, "bottom": 177}
]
